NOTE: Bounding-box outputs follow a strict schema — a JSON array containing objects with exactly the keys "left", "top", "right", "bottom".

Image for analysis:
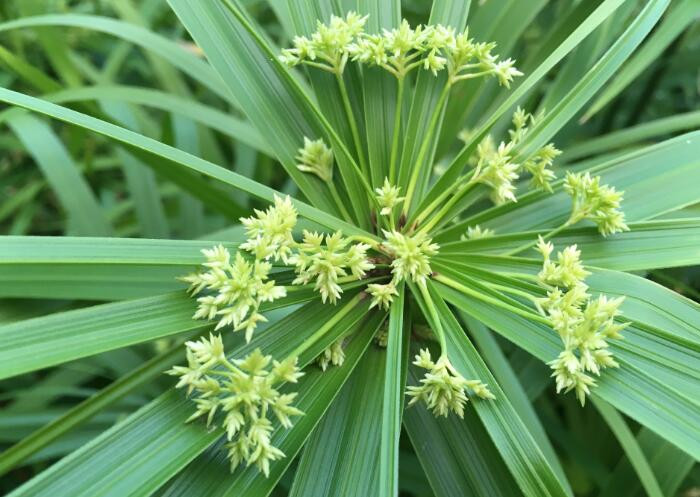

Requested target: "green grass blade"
[
  {"left": 379, "top": 284, "right": 405, "bottom": 497},
  {"left": 47, "top": 85, "right": 271, "bottom": 156},
  {"left": 0, "top": 293, "right": 204, "bottom": 380},
  {"left": 0, "top": 87, "right": 375, "bottom": 238},
  {"left": 396, "top": 1, "right": 470, "bottom": 208},
  {"left": 439, "top": 219, "right": 700, "bottom": 271},
  {"left": 289, "top": 343, "right": 387, "bottom": 497},
  {"left": 403, "top": 365, "right": 525, "bottom": 497},
  {"left": 5, "top": 112, "right": 112, "bottom": 236},
  {"left": 583, "top": 0, "right": 700, "bottom": 121},
  {"left": 519, "top": 0, "right": 671, "bottom": 158},
  {"left": 464, "top": 316, "right": 572, "bottom": 495},
  {"left": 167, "top": 0, "right": 366, "bottom": 219},
  {"left": 561, "top": 110, "right": 700, "bottom": 162},
  {"left": 592, "top": 399, "right": 664, "bottom": 497},
  {"left": 0, "top": 339, "right": 187, "bottom": 476},
  {"left": 0, "top": 14, "right": 232, "bottom": 103},
  {"left": 600, "top": 428, "right": 696, "bottom": 497},
  {"left": 357, "top": 0, "right": 400, "bottom": 188}
]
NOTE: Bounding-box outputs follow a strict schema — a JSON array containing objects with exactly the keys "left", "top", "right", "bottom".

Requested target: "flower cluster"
[
  {"left": 375, "top": 178, "right": 405, "bottom": 216},
  {"left": 240, "top": 195, "right": 298, "bottom": 263},
  {"left": 279, "top": 12, "right": 367, "bottom": 72},
  {"left": 406, "top": 349, "right": 494, "bottom": 417},
  {"left": 471, "top": 107, "right": 561, "bottom": 204},
  {"left": 383, "top": 230, "right": 439, "bottom": 286},
  {"left": 290, "top": 231, "right": 374, "bottom": 304},
  {"left": 317, "top": 337, "right": 346, "bottom": 371},
  {"left": 280, "top": 14, "right": 521, "bottom": 87},
  {"left": 168, "top": 335, "right": 304, "bottom": 476},
  {"left": 296, "top": 137, "right": 334, "bottom": 183},
  {"left": 181, "top": 246, "right": 286, "bottom": 343},
  {"left": 563, "top": 172, "right": 629, "bottom": 236},
  {"left": 185, "top": 194, "right": 379, "bottom": 340},
  {"left": 535, "top": 238, "right": 627, "bottom": 405},
  {"left": 461, "top": 225, "right": 495, "bottom": 240}
]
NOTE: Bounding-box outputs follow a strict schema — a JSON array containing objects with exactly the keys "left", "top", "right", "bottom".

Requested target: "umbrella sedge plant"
[{"left": 0, "top": 1, "right": 698, "bottom": 496}]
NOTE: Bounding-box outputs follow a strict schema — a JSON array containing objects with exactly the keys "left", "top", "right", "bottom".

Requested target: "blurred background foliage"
[{"left": 0, "top": 0, "right": 698, "bottom": 495}]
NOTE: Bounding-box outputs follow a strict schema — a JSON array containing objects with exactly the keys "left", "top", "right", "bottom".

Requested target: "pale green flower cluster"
[
  {"left": 367, "top": 281, "right": 399, "bottom": 310},
  {"left": 168, "top": 335, "right": 303, "bottom": 476},
  {"left": 240, "top": 195, "right": 298, "bottom": 263},
  {"left": 406, "top": 348, "right": 494, "bottom": 417},
  {"left": 375, "top": 178, "right": 405, "bottom": 216},
  {"left": 181, "top": 245, "right": 286, "bottom": 343},
  {"left": 564, "top": 172, "right": 629, "bottom": 236},
  {"left": 472, "top": 107, "right": 561, "bottom": 204},
  {"left": 280, "top": 14, "right": 521, "bottom": 87},
  {"left": 185, "top": 195, "right": 378, "bottom": 340},
  {"left": 317, "top": 337, "right": 346, "bottom": 371},
  {"left": 365, "top": 230, "right": 439, "bottom": 310},
  {"left": 296, "top": 137, "right": 334, "bottom": 183},
  {"left": 279, "top": 12, "right": 368, "bottom": 72},
  {"left": 461, "top": 225, "right": 495, "bottom": 240},
  {"left": 290, "top": 231, "right": 374, "bottom": 304},
  {"left": 383, "top": 230, "right": 439, "bottom": 286},
  {"left": 536, "top": 238, "right": 627, "bottom": 405}
]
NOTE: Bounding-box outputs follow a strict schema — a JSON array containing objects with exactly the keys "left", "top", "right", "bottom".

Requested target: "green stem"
[
  {"left": 388, "top": 76, "right": 405, "bottom": 184},
  {"left": 417, "top": 283, "right": 447, "bottom": 353},
  {"left": 410, "top": 172, "right": 470, "bottom": 228},
  {"left": 336, "top": 71, "right": 369, "bottom": 178},
  {"left": 328, "top": 181, "right": 354, "bottom": 223},
  {"left": 288, "top": 293, "right": 363, "bottom": 359},
  {"left": 434, "top": 273, "right": 550, "bottom": 326},
  {"left": 417, "top": 178, "right": 478, "bottom": 235},
  {"left": 504, "top": 219, "right": 573, "bottom": 256},
  {"left": 402, "top": 82, "right": 452, "bottom": 217}
]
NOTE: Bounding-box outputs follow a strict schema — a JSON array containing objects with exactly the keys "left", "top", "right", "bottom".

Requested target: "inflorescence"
[
  {"left": 170, "top": 11, "right": 633, "bottom": 477},
  {"left": 168, "top": 335, "right": 303, "bottom": 476},
  {"left": 280, "top": 13, "right": 521, "bottom": 87},
  {"left": 406, "top": 349, "right": 494, "bottom": 417},
  {"left": 535, "top": 239, "right": 627, "bottom": 405}
]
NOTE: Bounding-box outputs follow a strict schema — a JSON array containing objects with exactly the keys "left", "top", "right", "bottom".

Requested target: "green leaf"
[
  {"left": 6, "top": 299, "right": 374, "bottom": 497},
  {"left": 0, "top": 14, "right": 232, "bottom": 103},
  {"left": 583, "top": 0, "right": 700, "bottom": 121},
  {"left": 0, "top": 87, "right": 374, "bottom": 238},
  {"left": 289, "top": 343, "right": 386, "bottom": 497},
  {"left": 47, "top": 85, "right": 271, "bottom": 155},
  {"left": 439, "top": 219, "right": 700, "bottom": 271},
  {"left": 560, "top": 110, "right": 700, "bottom": 163},
  {"left": 403, "top": 365, "right": 525, "bottom": 497},
  {"left": 167, "top": 0, "right": 372, "bottom": 224},
  {"left": 0, "top": 338, "right": 188, "bottom": 476},
  {"left": 519, "top": 0, "right": 671, "bottom": 158},
  {"left": 463, "top": 316, "right": 572, "bottom": 495},
  {"left": 0, "top": 293, "right": 203, "bottom": 380},
  {"left": 592, "top": 399, "right": 664, "bottom": 497},
  {"left": 397, "top": 1, "right": 470, "bottom": 209},
  {"left": 379, "top": 284, "right": 406, "bottom": 497},
  {"left": 600, "top": 428, "right": 696, "bottom": 497},
  {"left": 415, "top": 282, "right": 571, "bottom": 497},
  {"left": 356, "top": 0, "right": 400, "bottom": 188},
  {"left": 5, "top": 112, "right": 112, "bottom": 236}
]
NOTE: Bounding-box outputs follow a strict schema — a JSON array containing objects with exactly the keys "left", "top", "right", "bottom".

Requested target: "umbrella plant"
[{"left": 0, "top": 0, "right": 698, "bottom": 496}]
